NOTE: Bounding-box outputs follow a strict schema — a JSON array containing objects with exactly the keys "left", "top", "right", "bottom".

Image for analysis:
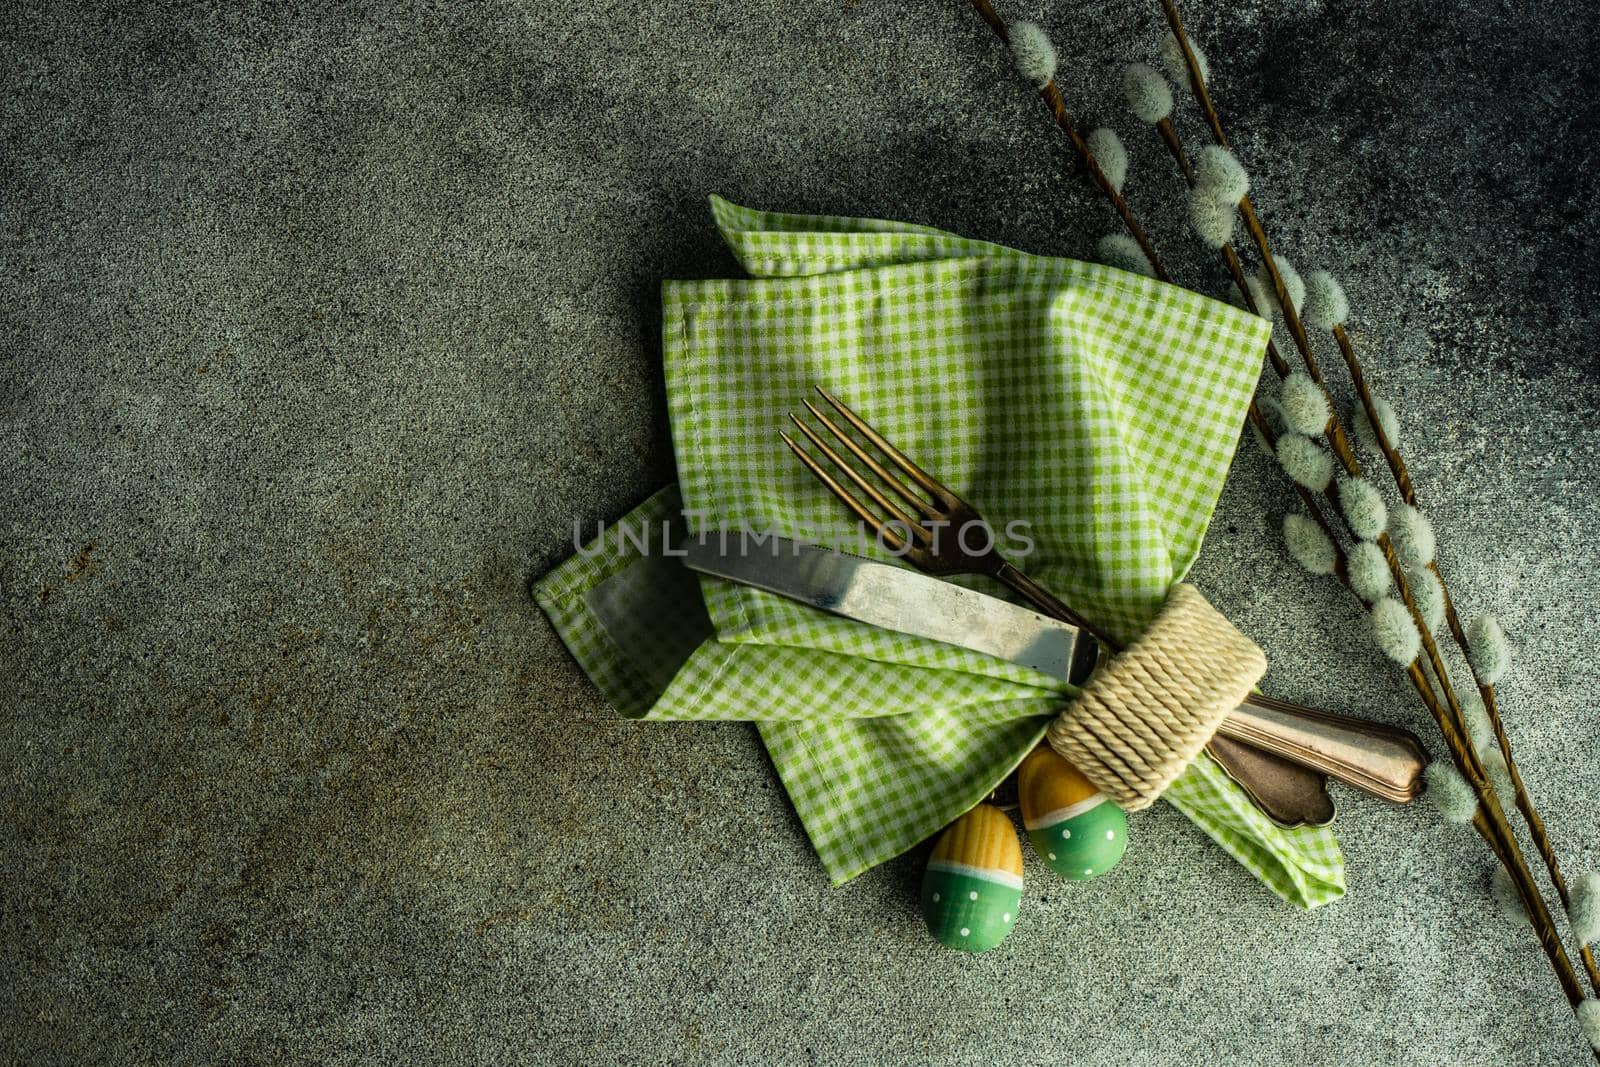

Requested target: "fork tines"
[{"left": 780, "top": 386, "right": 956, "bottom": 555}]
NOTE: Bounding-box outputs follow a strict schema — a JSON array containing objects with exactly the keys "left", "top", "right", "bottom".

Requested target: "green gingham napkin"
[{"left": 536, "top": 197, "right": 1345, "bottom": 908}]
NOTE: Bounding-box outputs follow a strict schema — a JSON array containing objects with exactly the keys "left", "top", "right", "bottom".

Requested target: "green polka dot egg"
[
  {"left": 1018, "top": 744, "right": 1128, "bottom": 881},
  {"left": 920, "top": 803, "right": 1023, "bottom": 953}
]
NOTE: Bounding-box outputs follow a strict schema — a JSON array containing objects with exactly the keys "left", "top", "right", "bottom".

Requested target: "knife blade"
[{"left": 680, "top": 534, "right": 1100, "bottom": 684}]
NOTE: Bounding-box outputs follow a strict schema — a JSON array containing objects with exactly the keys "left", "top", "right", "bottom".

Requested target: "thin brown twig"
[
  {"left": 1336, "top": 297, "right": 1600, "bottom": 993},
  {"left": 968, "top": 3, "right": 1172, "bottom": 282},
  {"left": 1155, "top": 0, "right": 1600, "bottom": 1021}
]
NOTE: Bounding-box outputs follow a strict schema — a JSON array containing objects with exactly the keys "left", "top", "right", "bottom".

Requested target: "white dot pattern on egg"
[
  {"left": 1061, "top": 828, "right": 1071, "bottom": 839},
  {"left": 1003, "top": 913, "right": 1011, "bottom": 922},
  {"left": 932, "top": 893, "right": 940, "bottom": 902},
  {"left": 968, "top": 891, "right": 978, "bottom": 900},
  {"left": 1106, "top": 830, "right": 1115, "bottom": 840},
  {"left": 960, "top": 927, "right": 971, "bottom": 937}
]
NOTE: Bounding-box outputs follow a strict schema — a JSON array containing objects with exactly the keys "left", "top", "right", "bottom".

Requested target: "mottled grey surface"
[{"left": 4, "top": 0, "right": 1600, "bottom": 1063}]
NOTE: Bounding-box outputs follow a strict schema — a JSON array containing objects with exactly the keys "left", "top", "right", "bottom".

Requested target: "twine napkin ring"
[{"left": 1046, "top": 583, "right": 1267, "bottom": 810}]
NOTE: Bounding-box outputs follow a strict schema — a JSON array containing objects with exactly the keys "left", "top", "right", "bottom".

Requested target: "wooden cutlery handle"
[{"left": 1222, "top": 694, "right": 1429, "bottom": 803}]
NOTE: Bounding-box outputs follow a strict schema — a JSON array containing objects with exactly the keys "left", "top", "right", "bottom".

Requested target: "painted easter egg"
[
  {"left": 920, "top": 803, "right": 1023, "bottom": 953},
  {"left": 1018, "top": 744, "right": 1128, "bottom": 881}
]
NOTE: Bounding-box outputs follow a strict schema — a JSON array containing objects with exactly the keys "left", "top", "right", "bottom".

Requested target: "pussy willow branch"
[
  {"left": 968, "top": 3, "right": 1171, "bottom": 282},
  {"left": 1152, "top": 117, "right": 1288, "bottom": 379},
  {"left": 1329, "top": 323, "right": 1573, "bottom": 924},
  {"left": 1146, "top": 53, "right": 1577, "bottom": 964},
  {"left": 1164, "top": 0, "right": 1600, "bottom": 1004},
  {"left": 1159, "top": 10, "right": 1461, "bottom": 748},
  {"left": 961, "top": 0, "right": 1591, "bottom": 1021},
  {"left": 1155, "top": 0, "right": 1452, "bottom": 716},
  {"left": 1148, "top": 42, "right": 1472, "bottom": 723}
]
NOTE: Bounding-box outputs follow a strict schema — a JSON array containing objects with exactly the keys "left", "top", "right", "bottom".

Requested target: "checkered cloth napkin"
[{"left": 535, "top": 197, "right": 1345, "bottom": 907}]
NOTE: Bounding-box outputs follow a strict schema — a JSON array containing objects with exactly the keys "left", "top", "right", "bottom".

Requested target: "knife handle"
[{"left": 1223, "top": 694, "right": 1428, "bottom": 803}]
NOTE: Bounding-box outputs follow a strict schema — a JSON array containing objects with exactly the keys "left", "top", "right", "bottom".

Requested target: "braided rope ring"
[{"left": 1046, "top": 583, "right": 1267, "bottom": 810}]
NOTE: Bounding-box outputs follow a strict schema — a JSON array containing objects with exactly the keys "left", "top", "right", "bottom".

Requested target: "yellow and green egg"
[
  {"left": 919, "top": 804, "right": 1024, "bottom": 953},
  {"left": 1018, "top": 745, "right": 1127, "bottom": 881}
]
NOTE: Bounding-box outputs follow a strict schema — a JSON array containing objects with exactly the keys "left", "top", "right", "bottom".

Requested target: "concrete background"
[{"left": 4, "top": 0, "right": 1599, "bottom": 1063}]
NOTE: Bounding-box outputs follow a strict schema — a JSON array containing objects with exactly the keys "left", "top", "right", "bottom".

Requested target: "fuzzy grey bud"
[
  {"left": 1389, "top": 504, "right": 1436, "bottom": 570},
  {"left": 1276, "top": 433, "right": 1334, "bottom": 491},
  {"left": 1492, "top": 864, "right": 1528, "bottom": 927},
  {"left": 1193, "top": 145, "right": 1249, "bottom": 205},
  {"left": 1467, "top": 614, "right": 1511, "bottom": 684},
  {"left": 1161, "top": 31, "right": 1210, "bottom": 87},
  {"left": 1423, "top": 762, "right": 1479, "bottom": 824},
  {"left": 1570, "top": 873, "right": 1600, "bottom": 946},
  {"left": 1096, "top": 233, "right": 1154, "bottom": 278},
  {"left": 1580, "top": 1000, "right": 1600, "bottom": 1053},
  {"left": 1409, "top": 566, "right": 1446, "bottom": 634},
  {"left": 1188, "top": 188, "right": 1236, "bottom": 249},
  {"left": 1481, "top": 748, "right": 1516, "bottom": 804},
  {"left": 1353, "top": 397, "right": 1401, "bottom": 453},
  {"left": 1338, "top": 478, "right": 1388, "bottom": 541},
  {"left": 1009, "top": 22, "right": 1057, "bottom": 88},
  {"left": 1461, "top": 690, "right": 1495, "bottom": 752},
  {"left": 1231, "top": 274, "right": 1273, "bottom": 318},
  {"left": 1371, "top": 596, "right": 1421, "bottom": 664},
  {"left": 1279, "top": 371, "right": 1331, "bottom": 436},
  {"left": 1257, "top": 258, "right": 1305, "bottom": 317},
  {"left": 1087, "top": 127, "right": 1129, "bottom": 194},
  {"left": 1346, "top": 540, "right": 1391, "bottom": 602},
  {"left": 1122, "top": 62, "right": 1173, "bottom": 124},
  {"left": 1284, "top": 513, "right": 1337, "bottom": 576},
  {"left": 1249, "top": 419, "right": 1274, "bottom": 457},
  {"left": 1304, "top": 270, "right": 1350, "bottom": 330}
]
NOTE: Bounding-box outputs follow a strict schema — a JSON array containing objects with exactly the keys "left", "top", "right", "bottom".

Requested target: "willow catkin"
[
  {"left": 1482, "top": 748, "right": 1516, "bottom": 804},
  {"left": 1460, "top": 690, "right": 1495, "bottom": 751},
  {"left": 1569, "top": 873, "right": 1600, "bottom": 946},
  {"left": 1283, "top": 513, "right": 1337, "bottom": 576},
  {"left": 1467, "top": 614, "right": 1511, "bottom": 684},
  {"left": 1353, "top": 397, "right": 1401, "bottom": 453},
  {"left": 1389, "top": 504, "right": 1436, "bottom": 570},
  {"left": 1193, "top": 146, "right": 1249, "bottom": 204},
  {"left": 1086, "top": 127, "right": 1128, "bottom": 193},
  {"left": 1096, "top": 233, "right": 1155, "bottom": 277},
  {"left": 1009, "top": 22, "right": 1057, "bottom": 87},
  {"left": 1122, "top": 62, "right": 1173, "bottom": 124},
  {"left": 1371, "top": 596, "right": 1421, "bottom": 664},
  {"left": 1257, "top": 258, "right": 1306, "bottom": 317},
  {"left": 1303, "top": 270, "right": 1350, "bottom": 330},
  {"left": 1279, "top": 372, "right": 1330, "bottom": 435},
  {"left": 1276, "top": 433, "right": 1334, "bottom": 491},
  {"left": 1409, "top": 566, "right": 1447, "bottom": 634},
  {"left": 1232, "top": 275, "right": 1274, "bottom": 318},
  {"left": 1492, "top": 864, "right": 1529, "bottom": 926},
  {"left": 1160, "top": 30, "right": 1209, "bottom": 85},
  {"left": 1338, "top": 478, "right": 1388, "bottom": 541},
  {"left": 1580, "top": 1000, "right": 1600, "bottom": 1054},
  {"left": 1346, "top": 540, "right": 1392, "bottom": 602},
  {"left": 1189, "top": 189, "right": 1237, "bottom": 248},
  {"left": 1423, "top": 762, "right": 1479, "bottom": 824}
]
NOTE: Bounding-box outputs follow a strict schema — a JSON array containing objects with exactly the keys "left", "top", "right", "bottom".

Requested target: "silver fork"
[{"left": 781, "top": 385, "right": 1427, "bottom": 817}]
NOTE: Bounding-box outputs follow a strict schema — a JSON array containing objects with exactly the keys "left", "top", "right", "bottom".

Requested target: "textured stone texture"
[{"left": 4, "top": 0, "right": 1599, "bottom": 1063}]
